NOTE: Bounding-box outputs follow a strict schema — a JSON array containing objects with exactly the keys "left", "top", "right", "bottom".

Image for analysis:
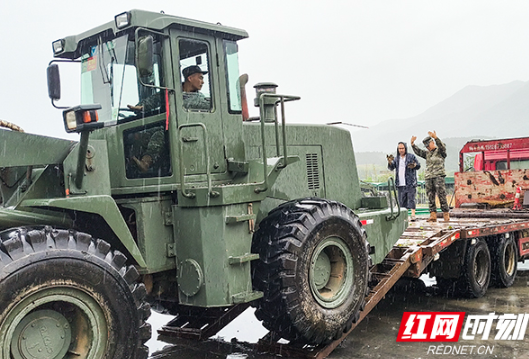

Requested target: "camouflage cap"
[
  {"left": 422, "top": 136, "right": 433, "bottom": 147},
  {"left": 183, "top": 65, "right": 208, "bottom": 79}
]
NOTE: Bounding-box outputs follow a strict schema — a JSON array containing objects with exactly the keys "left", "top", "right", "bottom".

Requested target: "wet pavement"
[{"left": 147, "top": 263, "right": 529, "bottom": 359}]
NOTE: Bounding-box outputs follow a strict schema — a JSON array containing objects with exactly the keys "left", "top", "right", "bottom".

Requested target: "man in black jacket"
[{"left": 387, "top": 142, "right": 421, "bottom": 221}]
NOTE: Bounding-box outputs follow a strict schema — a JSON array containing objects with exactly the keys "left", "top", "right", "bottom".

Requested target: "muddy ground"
[{"left": 147, "top": 263, "right": 529, "bottom": 359}]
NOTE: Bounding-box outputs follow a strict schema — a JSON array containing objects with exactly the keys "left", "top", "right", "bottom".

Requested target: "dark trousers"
[
  {"left": 425, "top": 177, "right": 449, "bottom": 213},
  {"left": 397, "top": 186, "right": 416, "bottom": 209}
]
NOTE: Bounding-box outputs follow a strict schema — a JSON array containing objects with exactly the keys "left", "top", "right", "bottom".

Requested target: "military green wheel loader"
[{"left": 0, "top": 10, "right": 407, "bottom": 358}]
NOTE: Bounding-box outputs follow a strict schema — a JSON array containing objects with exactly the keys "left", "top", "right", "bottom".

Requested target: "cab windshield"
[{"left": 80, "top": 33, "right": 164, "bottom": 122}]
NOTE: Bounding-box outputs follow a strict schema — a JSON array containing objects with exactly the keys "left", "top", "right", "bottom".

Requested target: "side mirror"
[
  {"left": 137, "top": 35, "right": 154, "bottom": 77},
  {"left": 47, "top": 64, "right": 61, "bottom": 100}
]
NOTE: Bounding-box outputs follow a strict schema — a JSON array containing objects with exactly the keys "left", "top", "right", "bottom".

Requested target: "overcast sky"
[{"left": 1, "top": 1, "right": 529, "bottom": 139}]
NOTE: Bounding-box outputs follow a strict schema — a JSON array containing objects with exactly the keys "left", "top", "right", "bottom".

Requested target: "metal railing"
[
  {"left": 386, "top": 177, "right": 401, "bottom": 220},
  {"left": 254, "top": 93, "right": 300, "bottom": 194}
]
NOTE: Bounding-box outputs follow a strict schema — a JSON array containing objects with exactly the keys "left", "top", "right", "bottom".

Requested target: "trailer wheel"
[
  {"left": 489, "top": 235, "right": 517, "bottom": 288},
  {"left": 459, "top": 239, "right": 491, "bottom": 298},
  {"left": 252, "top": 198, "right": 369, "bottom": 345},
  {"left": 0, "top": 227, "right": 151, "bottom": 359}
]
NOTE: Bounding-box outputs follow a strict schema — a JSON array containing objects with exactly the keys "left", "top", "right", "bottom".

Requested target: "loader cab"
[{"left": 50, "top": 10, "right": 248, "bottom": 195}]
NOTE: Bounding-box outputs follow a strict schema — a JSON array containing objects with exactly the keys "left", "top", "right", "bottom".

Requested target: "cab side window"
[
  {"left": 224, "top": 40, "right": 242, "bottom": 113},
  {"left": 178, "top": 39, "right": 212, "bottom": 111}
]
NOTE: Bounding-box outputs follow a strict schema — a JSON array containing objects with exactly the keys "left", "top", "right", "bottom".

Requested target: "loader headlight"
[
  {"left": 63, "top": 104, "right": 103, "bottom": 133},
  {"left": 65, "top": 111, "right": 77, "bottom": 131},
  {"left": 115, "top": 12, "right": 131, "bottom": 29},
  {"left": 52, "top": 39, "right": 65, "bottom": 55}
]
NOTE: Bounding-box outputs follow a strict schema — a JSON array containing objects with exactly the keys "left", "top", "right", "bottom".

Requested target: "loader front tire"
[
  {"left": 0, "top": 227, "right": 151, "bottom": 359},
  {"left": 252, "top": 199, "right": 370, "bottom": 345}
]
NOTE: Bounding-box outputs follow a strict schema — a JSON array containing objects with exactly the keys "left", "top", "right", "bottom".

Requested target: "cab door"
[{"left": 170, "top": 31, "right": 226, "bottom": 177}]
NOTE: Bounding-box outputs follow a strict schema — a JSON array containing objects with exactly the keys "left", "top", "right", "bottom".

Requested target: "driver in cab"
[
  {"left": 127, "top": 65, "right": 210, "bottom": 112},
  {"left": 128, "top": 65, "right": 210, "bottom": 174},
  {"left": 181, "top": 65, "right": 210, "bottom": 110}
]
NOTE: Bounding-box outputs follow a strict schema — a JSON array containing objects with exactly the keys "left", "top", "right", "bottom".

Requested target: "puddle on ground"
[{"left": 147, "top": 263, "right": 529, "bottom": 358}]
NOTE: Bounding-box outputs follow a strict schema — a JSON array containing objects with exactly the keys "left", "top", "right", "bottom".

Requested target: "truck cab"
[{"left": 455, "top": 137, "right": 529, "bottom": 208}]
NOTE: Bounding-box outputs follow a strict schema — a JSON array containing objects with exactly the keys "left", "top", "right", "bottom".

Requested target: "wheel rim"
[
  {"left": 504, "top": 241, "right": 516, "bottom": 276},
  {"left": 2, "top": 287, "right": 108, "bottom": 359},
  {"left": 309, "top": 236, "right": 354, "bottom": 308},
  {"left": 474, "top": 249, "right": 489, "bottom": 287},
  {"left": 11, "top": 309, "right": 72, "bottom": 359}
]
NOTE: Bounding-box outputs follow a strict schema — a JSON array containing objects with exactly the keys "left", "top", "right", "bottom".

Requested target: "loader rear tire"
[
  {"left": 0, "top": 226, "right": 151, "bottom": 359},
  {"left": 252, "top": 198, "right": 370, "bottom": 345},
  {"left": 489, "top": 234, "right": 517, "bottom": 288}
]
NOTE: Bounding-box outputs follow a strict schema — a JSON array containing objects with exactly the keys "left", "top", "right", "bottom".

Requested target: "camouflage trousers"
[{"left": 425, "top": 177, "right": 449, "bottom": 213}]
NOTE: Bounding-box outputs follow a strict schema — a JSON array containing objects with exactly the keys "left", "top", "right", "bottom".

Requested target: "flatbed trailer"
[{"left": 158, "top": 212, "right": 529, "bottom": 358}]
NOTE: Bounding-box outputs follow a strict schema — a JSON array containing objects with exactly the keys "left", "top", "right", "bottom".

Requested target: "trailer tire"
[
  {"left": 489, "top": 235, "right": 517, "bottom": 288},
  {"left": 252, "top": 198, "right": 369, "bottom": 345},
  {"left": 0, "top": 226, "right": 151, "bottom": 359},
  {"left": 459, "top": 239, "right": 491, "bottom": 298}
]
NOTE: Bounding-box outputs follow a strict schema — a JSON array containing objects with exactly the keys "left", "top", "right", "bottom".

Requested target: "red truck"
[{"left": 455, "top": 137, "right": 529, "bottom": 208}]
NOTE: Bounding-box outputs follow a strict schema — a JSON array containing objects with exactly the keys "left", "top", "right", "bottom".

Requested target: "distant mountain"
[{"left": 352, "top": 80, "right": 529, "bottom": 154}]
